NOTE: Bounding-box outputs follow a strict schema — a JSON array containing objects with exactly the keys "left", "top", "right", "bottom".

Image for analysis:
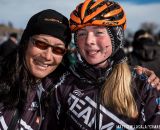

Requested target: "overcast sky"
[{"left": 0, "top": 0, "right": 160, "bottom": 32}]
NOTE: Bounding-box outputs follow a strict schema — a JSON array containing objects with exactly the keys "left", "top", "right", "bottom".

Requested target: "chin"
[
  {"left": 34, "top": 75, "right": 46, "bottom": 79},
  {"left": 32, "top": 72, "right": 49, "bottom": 79},
  {"left": 87, "top": 60, "right": 99, "bottom": 65},
  {"left": 88, "top": 60, "right": 107, "bottom": 68}
]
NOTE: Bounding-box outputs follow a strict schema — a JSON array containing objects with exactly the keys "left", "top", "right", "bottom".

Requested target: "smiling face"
[
  {"left": 76, "top": 26, "right": 112, "bottom": 68},
  {"left": 25, "top": 34, "right": 65, "bottom": 79}
]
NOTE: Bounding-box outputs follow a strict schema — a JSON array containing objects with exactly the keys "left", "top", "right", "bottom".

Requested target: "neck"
[
  {"left": 10, "top": 37, "right": 17, "bottom": 44},
  {"left": 94, "top": 61, "right": 109, "bottom": 69}
]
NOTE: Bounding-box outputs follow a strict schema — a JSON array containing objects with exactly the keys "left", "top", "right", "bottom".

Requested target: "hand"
[{"left": 135, "top": 66, "right": 160, "bottom": 90}]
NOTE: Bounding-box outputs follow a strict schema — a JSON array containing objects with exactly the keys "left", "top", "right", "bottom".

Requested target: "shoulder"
[
  {"left": 54, "top": 70, "right": 74, "bottom": 89},
  {"left": 0, "top": 103, "right": 5, "bottom": 112},
  {"left": 0, "top": 40, "right": 10, "bottom": 47},
  {"left": 42, "top": 65, "right": 74, "bottom": 94}
]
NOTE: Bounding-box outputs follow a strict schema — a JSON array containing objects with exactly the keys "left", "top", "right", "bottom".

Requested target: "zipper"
[{"left": 95, "top": 86, "right": 101, "bottom": 130}]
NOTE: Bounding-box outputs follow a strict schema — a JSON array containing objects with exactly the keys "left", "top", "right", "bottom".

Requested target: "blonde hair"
[{"left": 102, "top": 62, "right": 138, "bottom": 118}]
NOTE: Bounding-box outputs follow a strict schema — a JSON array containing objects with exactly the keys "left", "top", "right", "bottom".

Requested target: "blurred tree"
[{"left": 8, "top": 21, "right": 14, "bottom": 28}]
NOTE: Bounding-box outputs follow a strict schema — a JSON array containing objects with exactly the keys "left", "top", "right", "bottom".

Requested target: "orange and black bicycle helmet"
[
  {"left": 70, "top": 0, "right": 127, "bottom": 58},
  {"left": 70, "top": 0, "right": 126, "bottom": 32},
  {"left": 70, "top": 0, "right": 126, "bottom": 63}
]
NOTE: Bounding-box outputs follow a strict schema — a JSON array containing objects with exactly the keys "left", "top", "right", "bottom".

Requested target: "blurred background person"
[
  {"left": 128, "top": 29, "right": 160, "bottom": 77},
  {"left": 0, "top": 32, "right": 18, "bottom": 61}
]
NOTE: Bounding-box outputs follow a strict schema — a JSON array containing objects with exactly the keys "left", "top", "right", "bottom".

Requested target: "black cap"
[{"left": 21, "top": 9, "right": 71, "bottom": 46}]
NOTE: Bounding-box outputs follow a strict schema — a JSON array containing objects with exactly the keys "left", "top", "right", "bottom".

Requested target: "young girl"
[{"left": 46, "top": 0, "right": 160, "bottom": 129}]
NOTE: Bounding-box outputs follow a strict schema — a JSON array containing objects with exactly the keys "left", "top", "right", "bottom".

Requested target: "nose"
[
  {"left": 86, "top": 32, "right": 96, "bottom": 46},
  {"left": 42, "top": 47, "right": 53, "bottom": 60}
]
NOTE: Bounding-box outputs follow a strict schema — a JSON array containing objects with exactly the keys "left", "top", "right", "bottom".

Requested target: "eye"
[
  {"left": 95, "top": 30, "right": 106, "bottom": 35},
  {"left": 96, "top": 31, "right": 103, "bottom": 34},
  {"left": 52, "top": 46, "right": 66, "bottom": 55},
  {"left": 77, "top": 31, "right": 87, "bottom": 37},
  {"left": 32, "top": 39, "right": 48, "bottom": 50},
  {"left": 95, "top": 29, "right": 105, "bottom": 34}
]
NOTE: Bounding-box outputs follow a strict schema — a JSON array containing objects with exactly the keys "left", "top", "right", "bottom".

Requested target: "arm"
[
  {"left": 139, "top": 84, "right": 160, "bottom": 127},
  {"left": 132, "top": 72, "right": 160, "bottom": 128},
  {"left": 135, "top": 66, "right": 160, "bottom": 90}
]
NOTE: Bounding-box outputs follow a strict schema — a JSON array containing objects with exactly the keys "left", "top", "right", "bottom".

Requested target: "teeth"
[
  {"left": 87, "top": 50, "right": 98, "bottom": 55},
  {"left": 39, "top": 62, "right": 48, "bottom": 67},
  {"left": 35, "top": 60, "right": 48, "bottom": 69}
]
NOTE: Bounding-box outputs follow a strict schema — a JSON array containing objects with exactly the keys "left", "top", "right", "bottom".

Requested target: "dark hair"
[
  {"left": 0, "top": 39, "right": 37, "bottom": 111},
  {"left": 10, "top": 32, "right": 18, "bottom": 39}
]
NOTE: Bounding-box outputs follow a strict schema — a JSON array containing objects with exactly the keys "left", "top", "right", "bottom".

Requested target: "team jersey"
[{"left": 45, "top": 64, "right": 160, "bottom": 130}]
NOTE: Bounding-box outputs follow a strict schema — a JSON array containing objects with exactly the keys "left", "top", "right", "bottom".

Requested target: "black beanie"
[{"left": 21, "top": 9, "right": 71, "bottom": 46}]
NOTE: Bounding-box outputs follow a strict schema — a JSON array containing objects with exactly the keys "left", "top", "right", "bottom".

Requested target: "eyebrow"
[
  {"left": 93, "top": 26, "right": 105, "bottom": 29},
  {"left": 32, "top": 36, "right": 49, "bottom": 43},
  {"left": 78, "top": 26, "right": 105, "bottom": 31},
  {"left": 78, "top": 28, "right": 86, "bottom": 32}
]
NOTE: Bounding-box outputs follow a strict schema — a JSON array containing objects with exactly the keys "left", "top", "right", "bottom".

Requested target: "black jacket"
[
  {"left": 0, "top": 39, "right": 18, "bottom": 61},
  {"left": 46, "top": 63, "right": 160, "bottom": 130},
  {"left": 0, "top": 83, "right": 46, "bottom": 130},
  {"left": 0, "top": 64, "right": 65, "bottom": 130}
]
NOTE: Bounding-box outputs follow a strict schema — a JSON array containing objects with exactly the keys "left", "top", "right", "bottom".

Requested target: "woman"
[
  {"left": 46, "top": 0, "right": 160, "bottom": 130},
  {"left": 0, "top": 9, "right": 71, "bottom": 130}
]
